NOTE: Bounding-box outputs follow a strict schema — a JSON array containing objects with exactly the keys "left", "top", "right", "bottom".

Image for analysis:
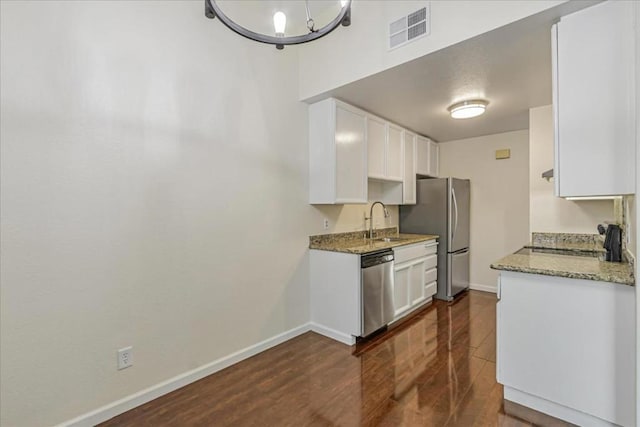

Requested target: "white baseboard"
[
  {"left": 57, "top": 323, "right": 312, "bottom": 427},
  {"left": 309, "top": 322, "right": 355, "bottom": 345},
  {"left": 504, "top": 387, "right": 617, "bottom": 427},
  {"left": 469, "top": 283, "right": 497, "bottom": 293}
]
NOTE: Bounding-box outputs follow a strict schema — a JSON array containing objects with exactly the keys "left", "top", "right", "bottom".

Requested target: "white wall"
[
  {"left": 298, "top": 1, "right": 568, "bottom": 100},
  {"left": 313, "top": 203, "right": 398, "bottom": 234},
  {"left": 439, "top": 130, "right": 530, "bottom": 290},
  {"left": 529, "top": 105, "right": 614, "bottom": 233},
  {"left": 635, "top": 2, "right": 640, "bottom": 423},
  {"left": 0, "top": 2, "right": 344, "bottom": 425}
]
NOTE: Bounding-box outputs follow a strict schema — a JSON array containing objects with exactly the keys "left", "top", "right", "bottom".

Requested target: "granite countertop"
[
  {"left": 491, "top": 233, "right": 634, "bottom": 286},
  {"left": 309, "top": 227, "right": 438, "bottom": 254}
]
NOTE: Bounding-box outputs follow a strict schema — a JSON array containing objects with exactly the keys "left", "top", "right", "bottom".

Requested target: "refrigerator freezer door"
[
  {"left": 400, "top": 178, "right": 449, "bottom": 245},
  {"left": 448, "top": 249, "right": 470, "bottom": 298},
  {"left": 450, "top": 178, "right": 470, "bottom": 252}
]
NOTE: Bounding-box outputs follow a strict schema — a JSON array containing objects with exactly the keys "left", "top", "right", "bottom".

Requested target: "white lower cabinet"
[
  {"left": 497, "top": 271, "right": 635, "bottom": 426},
  {"left": 310, "top": 249, "right": 361, "bottom": 345},
  {"left": 309, "top": 239, "right": 439, "bottom": 345},
  {"left": 409, "top": 259, "right": 426, "bottom": 307},
  {"left": 392, "top": 241, "right": 438, "bottom": 322},
  {"left": 393, "top": 263, "right": 412, "bottom": 317}
]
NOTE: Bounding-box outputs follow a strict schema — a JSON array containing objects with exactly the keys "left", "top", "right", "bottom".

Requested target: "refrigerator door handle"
[
  {"left": 451, "top": 187, "right": 459, "bottom": 244},
  {"left": 452, "top": 248, "right": 469, "bottom": 255}
]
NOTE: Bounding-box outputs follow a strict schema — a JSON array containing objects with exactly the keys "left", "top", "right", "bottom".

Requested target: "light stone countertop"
[
  {"left": 309, "top": 228, "right": 438, "bottom": 255},
  {"left": 491, "top": 245, "right": 634, "bottom": 286}
]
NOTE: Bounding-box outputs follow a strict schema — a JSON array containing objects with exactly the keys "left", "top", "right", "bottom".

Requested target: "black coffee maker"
[{"left": 601, "top": 224, "right": 622, "bottom": 262}]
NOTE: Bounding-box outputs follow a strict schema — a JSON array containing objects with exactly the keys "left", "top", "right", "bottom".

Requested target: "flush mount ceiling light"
[
  {"left": 448, "top": 100, "right": 489, "bottom": 119},
  {"left": 204, "top": 0, "right": 351, "bottom": 50}
]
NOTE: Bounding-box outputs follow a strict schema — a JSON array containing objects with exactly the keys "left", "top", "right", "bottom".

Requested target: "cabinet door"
[
  {"left": 386, "top": 124, "right": 404, "bottom": 181},
  {"left": 417, "top": 138, "right": 438, "bottom": 178},
  {"left": 416, "top": 136, "right": 430, "bottom": 176},
  {"left": 498, "top": 272, "right": 635, "bottom": 426},
  {"left": 335, "top": 104, "right": 367, "bottom": 203},
  {"left": 410, "top": 258, "right": 427, "bottom": 306},
  {"left": 554, "top": 1, "right": 635, "bottom": 197},
  {"left": 367, "top": 116, "right": 386, "bottom": 179},
  {"left": 393, "top": 263, "right": 411, "bottom": 318},
  {"left": 403, "top": 131, "right": 416, "bottom": 204},
  {"left": 429, "top": 140, "right": 439, "bottom": 178},
  {"left": 425, "top": 267, "right": 437, "bottom": 298},
  {"left": 394, "top": 257, "right": 430, "bottom": 320}
]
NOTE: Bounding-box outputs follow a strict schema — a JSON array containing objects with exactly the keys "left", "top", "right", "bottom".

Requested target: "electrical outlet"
[
  {"left": 117, "top": 346, "right": 133, "bottom": 370},
  {"left": 323, "top": 218, "right": 329, "bottom": 230}
]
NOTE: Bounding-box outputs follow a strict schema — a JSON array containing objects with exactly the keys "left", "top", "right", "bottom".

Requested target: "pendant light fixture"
[
  {"left": 205, "top": 0, "right": 352, "bottom": 50},
  {"left": 448, "top": 100, "right": 489, "bottom": 119}
]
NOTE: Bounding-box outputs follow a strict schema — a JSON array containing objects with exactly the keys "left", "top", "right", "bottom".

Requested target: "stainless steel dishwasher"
[{"left": 361, "top": 249, "right": 395, "bottom": 337}]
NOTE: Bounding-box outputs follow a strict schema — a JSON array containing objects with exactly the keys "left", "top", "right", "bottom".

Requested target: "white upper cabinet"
[
  {"left": 552, "top": 1, "right": 636, "bottom": 197},
  {"left": 309, "top": 98, "right": 367, "bottom": 204},
  {"left": 429, "top": 141, "right": 439, "bottom": 178},
  {"left": 309, "top": 97, "right": 434, "bottom": 205},
  {"left": 367, "top": 115, "right": 386, "bottom": 179},
  {"left": 386, "top": 124, "right": 404, "bottom": 182},
  {"left": 416, "top": 136, "right": 439, "bottom": 178},
  {"left": 403, "top": 131, "right": 417, "bottom": 205},
  {"left": 367, "top": 116, "right": 403, "bottom": 182},
  {"left": 416, "top": 136, "right": 429, "bottom": 175}
]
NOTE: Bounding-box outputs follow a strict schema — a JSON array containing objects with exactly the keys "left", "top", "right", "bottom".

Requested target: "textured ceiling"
[
  {"left": 324, "top": 13, "right": 555, "bottom": 142},
  {"left": 216, "top": 1, "right": 597, "bottom": 142}
]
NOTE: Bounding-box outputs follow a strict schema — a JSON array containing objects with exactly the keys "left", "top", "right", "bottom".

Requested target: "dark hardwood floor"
[{"left": 101, "top": 291, "right": 531, "bottom": 426}]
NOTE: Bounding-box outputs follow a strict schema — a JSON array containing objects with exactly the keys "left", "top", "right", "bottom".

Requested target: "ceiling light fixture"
[
  {"left": 204, "top": 0, "right": 352, "bottom": 50},
  {"left": 448, "top": 100, "right": 488, "bottom": 119}
]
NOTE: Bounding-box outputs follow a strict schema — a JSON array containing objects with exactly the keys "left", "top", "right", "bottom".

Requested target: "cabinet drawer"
[
  {"left": 424, "top": 240, "right": 438, "bottom": 255},
  {"left": 425, "top": 267, "right": 437, "bottom": 284},
  {"left": 394, "top": 241, "right": 438, "bottom": 264},
  {"left": 394, "top": 242, "right": 428, "bottom": 264},
  {"left": 425, "top": 282, "right": 437, "bottom": 297},
  {"left": 424, "top": 254, "right": 437, "bottom": 270}
]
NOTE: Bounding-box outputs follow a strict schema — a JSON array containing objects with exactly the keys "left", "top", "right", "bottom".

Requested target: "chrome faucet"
[{"left": 365, "top": 201, "right": 390, "bottom": 239}]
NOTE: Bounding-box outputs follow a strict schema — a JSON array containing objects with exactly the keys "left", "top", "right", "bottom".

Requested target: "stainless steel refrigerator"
[{"left": 399, "top": 177, "right": 470, "bottom": 301}]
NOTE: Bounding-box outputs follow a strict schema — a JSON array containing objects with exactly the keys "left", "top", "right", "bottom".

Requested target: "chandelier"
[{"left": 204, "top": 0, "right": 352, "bottom": 50}]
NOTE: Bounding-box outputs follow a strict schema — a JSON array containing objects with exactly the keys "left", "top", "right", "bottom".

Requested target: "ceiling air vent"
[{"left": 389, "top": 3, "right": 431, "bottom": 50}]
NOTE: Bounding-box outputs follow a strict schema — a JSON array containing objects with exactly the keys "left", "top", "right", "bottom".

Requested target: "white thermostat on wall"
[{"left": 495, "top": 149, "right": 511, "bottom": 160}]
